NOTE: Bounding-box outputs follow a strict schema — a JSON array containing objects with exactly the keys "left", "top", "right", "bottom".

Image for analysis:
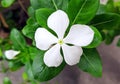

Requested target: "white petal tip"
[
  {"left": 43, "top": 44, "right": 63, "bottom": 67},
  {"left": 44, "top": 57, "right": 63, "bottom": 67},
  {"left": 67, "top": 60, "right": 80, "bottom": 66},
  {"left": 47, "top": 10, "right": 69, "bottom": 38},
  {"left": 4, "top": 50, "right": 20, "bottom": 59},
  {"left": 62, "top": 44, "right": 83, "bottom": 66},
  {"left": 44, "top": 53, "right": 63, "bottom": 67},
  {"left": 64, "top": 24, "right": 94, "bottom": 46}
]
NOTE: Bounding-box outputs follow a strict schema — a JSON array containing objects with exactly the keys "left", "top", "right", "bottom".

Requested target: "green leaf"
[
  {"left": 10, "top": 28, "right": 27, "bottom": 50},
  {"left": 28, "top": 6, "right": 36, "bottom": 17},
  {"left": 22, "top": 18, "right": 39, "bottom": 39},
  {"left": 28, "top": 46, "right": 39, "bottom": 60},
  {"left": 32, "top": 49, "right": 65, "bottom": 81},
  {"left": 96, "top": 4, "right": 107, "bottom": 15},
  {"left": 35, "top": 8, "right": 54, "bottom": 28},
  {"left": 3, "top": 77, "right": 12, "bottom": 84},
  {"left": 85, "top": 26, "right": 102, "bottom": 48},
  {"left": 78, "top": 48, "right": 102, "bottom": 77},
  {"left": 0, "top": 48, "right": 3, "bottom": 57},
  {"left": 22, "top": 72, "right": 28, "bottom": 81},
  {"left": 1, "top": 0, "right": 15, "bottom": 7},
  {"left": 25, "top": 62, "right": 34, "bottom": 80},
  {"left": 8, "top": 60, "right": 24, "bottom": 71},
  {"left": 91, "top": 13, "right": 120, "bottom": 30},
  {"left": 68, "top": 0, "right": 99, "bottom": 25},
  {"left": 30, "top": 0, "right": 41, "bottom": 9},
  {"left": 104, "top": 30, "right": 120, "bottom": 44},
  {"left": 105, "top": 0, "right": 114, "bottom": 12},
  {"left": 30, "top": 0, "right": 69, "bottom": 11}
]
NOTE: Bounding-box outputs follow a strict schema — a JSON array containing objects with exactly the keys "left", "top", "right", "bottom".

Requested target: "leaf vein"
[
  {"left": 72, "top": 0, "right": 88, "bottom": 24},
  {"left": 92, "top": 20, "right": 114, "bottom": 26},
  {"left": 83, "top": 53, "right": 97, "bottom": 73}
]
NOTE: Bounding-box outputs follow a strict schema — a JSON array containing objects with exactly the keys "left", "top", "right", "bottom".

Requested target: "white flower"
[
  {"left": 100, "top": 0, "right": 108, "bottom": 5},
  {"left": 35, "top": 10, "right": 94, "bottom": 67},
  {"left": 4, "top": 50, "right": 20, "bottom": 59}
]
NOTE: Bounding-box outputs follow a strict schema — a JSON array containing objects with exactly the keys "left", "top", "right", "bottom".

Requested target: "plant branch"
[
  {"left": 18, "top": 0, "right": 29, "bottom": 16},
  {"left": 0, "top": 13, "right": 9, "bottom": 28}
]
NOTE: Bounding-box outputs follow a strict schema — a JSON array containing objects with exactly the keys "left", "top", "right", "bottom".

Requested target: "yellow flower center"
[{"left": 58, "top": 39, "right": 64, "bottom": 45}]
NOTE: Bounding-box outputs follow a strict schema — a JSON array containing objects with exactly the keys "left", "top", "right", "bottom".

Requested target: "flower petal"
[
  {"left": 64, "top": 24, "right": 94, "bottom": 46},
  {"left": 35, "top": 28, "right": 58, "bottom": 50},
  {"left": 4, "top": 50, "right": 20, "bottom": 59},
  {"left": 44, "top": 44, "right": 63, "bottom": 67},
  {"left": 62, "top": 44, "right": 83, "bottom": 65},
  {"left": 47, "top": 10, "right": 69, "bottom": 39}
]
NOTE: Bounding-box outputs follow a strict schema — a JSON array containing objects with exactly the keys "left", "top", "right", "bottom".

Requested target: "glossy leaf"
[
  {"left": 78, "top": 48, "right": 102, "bottom": 77},
  {"left": 3, "top": 77, "right": 12, "bottom": 84},
  {"left": 10, "top": 28, "right": 27, "bottom": 50},
  {"left": 1, "top": 0, "right": 15, "bottom": 7},
  {"left": 96, "top": 4, "right": 107, "bottom": 15},
  {"left": 32, "top": 49, "right": 65, "bottom": 81},
  {"left": 8, "top": 60, "right": 24, "bottom": 71},
  {"left": 28, "top": 6, "right": 35, "bottom": 17},
  {"left": 0, "top": 48, "right": 2, "bottom": 57},
  {"left": 91, "top": 13, "right": 120, "bottom": 30},
  {"left": 22, "top": 18, "right": 39, "bottom": 39},
  {"left": 35, "top": 8, "right": 54, "bottom": 28},
  {"left": 30, "top": 0, "right": 69, "bottom": 11},
  {"left": 105, "top": 0, "right": 114, "bottom": 12},
  {"left": 28, "top": 46, "right": 40, "bottom": 60},
  {"left": 67, "top": 0, "right": 99, "bottom": 25},
  {"left": 25, "top": 62, "right": 34, "bottom": 80}
]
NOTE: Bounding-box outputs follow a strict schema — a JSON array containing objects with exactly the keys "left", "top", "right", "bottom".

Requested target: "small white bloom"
[
  {"left": 35, "top": 10, "right": 94, "bottom": 67},
  {"left": 100, "top": 0, "right": 108, "bottom": 5},
  {"left": 4, "top": 50, "right": 20, "bottom": 59}
]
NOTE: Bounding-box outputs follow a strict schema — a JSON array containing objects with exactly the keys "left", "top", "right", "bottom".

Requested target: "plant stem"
[
  {"left": 18, "top": 0, "right": 29, "bottom": 16},
  {"left": 0, "top": 13, "right": 9, "bottom": 28}
]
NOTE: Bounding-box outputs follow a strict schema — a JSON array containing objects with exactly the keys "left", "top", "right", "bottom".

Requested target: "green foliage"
[
  {"left": 8, "top": 60, "right": 24, "bottom": 71},
  {"left": 22, "top": 17, "right": 39, "bottom": 39},
  {"left": 25, "top": 62, "right": 34, "bottom": 80},
  {"left": 2, "top": 0, "right": 120, "bottom": 82},
  {"left": 30, "top": 0, "right": 69, "bottom": 11},
  {"left": 1, "top": 0, "right": 15, "bottom": 7},
  {"left": 10, "top": 28, "right": 27, "bottom": 50},
  {"left": 3, "top": 77, "right": 12, "bottom": 84},
  {"left": 28, "top": 6, "right": 36, "bottom": 17},
  {"left": 0, "top": 48, "right": 2, "bottom": 56},
  {"left": 67, "top": 0, "right": 99, "bottom": 25},
  {"left": 91, "top": 13, "right": 120, "bottom": 30},
  {"left": 78, "top": 48, "right": 102, "bottom": 77},
  {"left": 22, "top": 72, "right": 28, "bottom": 81},
  {"left": 35, "top": 8, "right": 54, "bottom": 28},
  {"left": 32, "top": 49, "right": 65, "bottom": 81},
  {"left": 97, "top": 4, "right": 107, "bottom": 15},
  {"left": 105, "top": 0, "right": 114, "bottom": 12}
]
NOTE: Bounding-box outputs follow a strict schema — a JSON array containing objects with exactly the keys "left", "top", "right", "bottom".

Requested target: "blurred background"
[{"left": 0, "top": 0, "right": 120, "bottom": 84}]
